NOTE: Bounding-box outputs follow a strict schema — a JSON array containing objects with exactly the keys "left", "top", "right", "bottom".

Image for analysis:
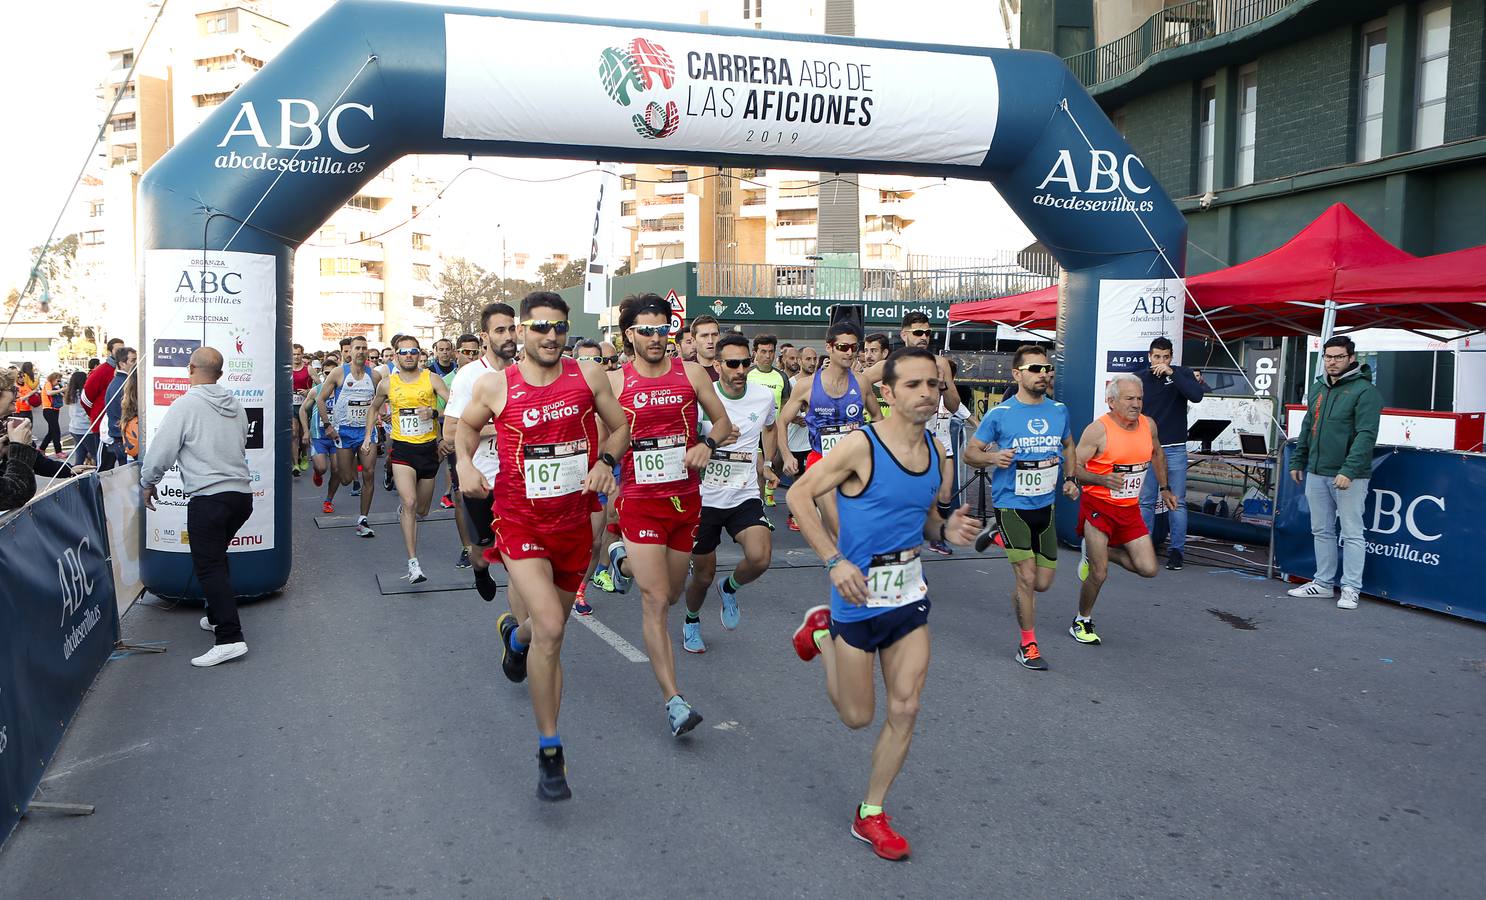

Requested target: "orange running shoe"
[{"left": 322, "top": 500, "right": 334, "bottom": 514}]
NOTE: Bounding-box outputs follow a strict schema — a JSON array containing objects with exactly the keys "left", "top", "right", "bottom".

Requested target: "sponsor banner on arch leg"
[
  {"left": 1093, "top": 277, "right": 1184, "bottom": 400},
  {"left": 1274, "top": 443, "right": 1482, "bottom": 622},
  {"left": 0, "top": 476, "right": 120, "bottom": 844},
  {"left": 142, "top": 249, "right": 276, "bottom": 553}
]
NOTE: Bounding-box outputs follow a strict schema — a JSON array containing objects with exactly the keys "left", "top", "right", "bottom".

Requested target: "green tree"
[
  {"left": 535, "top": 258, "right": 587, "bottom": 292},
  {"left": 436, "top": 256, "right": 538, "bottom": 335}
]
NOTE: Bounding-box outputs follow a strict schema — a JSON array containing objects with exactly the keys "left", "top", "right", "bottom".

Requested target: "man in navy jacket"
[{"left": 1135, "top": 337, "right": 1206, "bottom": 571}]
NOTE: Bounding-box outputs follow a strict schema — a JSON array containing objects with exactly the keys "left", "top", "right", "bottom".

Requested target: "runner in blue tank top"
[
  {"left": 777, "top": 320, "right": 881, "bottom": 536},
  {"left": 785, "top": 347, "right": 981, "bottom": 863}
]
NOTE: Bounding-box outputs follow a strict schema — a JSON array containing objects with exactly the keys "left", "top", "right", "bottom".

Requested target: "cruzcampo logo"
[{"left": 599, "top": 37, "right": 679, "bottom": 139}]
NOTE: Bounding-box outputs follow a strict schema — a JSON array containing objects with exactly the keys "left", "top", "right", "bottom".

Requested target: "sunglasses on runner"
[
  {"left": 458, "top": 348, "right": 480, "bottom": 357},
  {"left": 831, "top": 342, "right": 859, "bottom": 353},
  {"left": 522, "top": 319, "right": 570, "bottom": 335},
  {"left": 906, "top": 328, "right": 932, "bottom": 338},
  {"left": 630, "top": 324, "right": 672, "bottom": 338},
  {"left": 720, "top": 358, "right": 750, "bottom": 369},
  {"left": 395, "top": 348, "right": 420, "bottom": 357},
  {"left": 577, "top": 354, "right": 616, "bottom": 364},
  {"left": 1016, "top": 363, "right": 1055, "bottom": 373}
]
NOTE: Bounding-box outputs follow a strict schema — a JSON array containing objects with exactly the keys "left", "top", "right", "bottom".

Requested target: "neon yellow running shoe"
[
  {"left": 591, "top": 568, "right": 616, "bottom": 593},
  {"left": 1068, "top": 619, "right": 1101, "bottom": 645}
]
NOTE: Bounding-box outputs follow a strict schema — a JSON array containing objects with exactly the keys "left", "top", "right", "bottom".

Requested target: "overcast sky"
[{"left": 0, "top": 0, "right": 1031, "bottom": 290}]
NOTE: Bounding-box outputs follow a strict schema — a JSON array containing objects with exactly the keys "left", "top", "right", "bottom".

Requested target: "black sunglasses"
[
  {"left": 720, "top": 358, "right": 750, "bottom": 369},
  {"left": 906, "top": 328, "right": 933, "bottom": 338},
  {"left": 522, "top": 319, "right": 570, "bottom": 335},
  {"left": 631, "top": 324, "right": 672, "bottom": 338},
  {"left": 831, "top": 342, "right": 859, "bottom": 353}
]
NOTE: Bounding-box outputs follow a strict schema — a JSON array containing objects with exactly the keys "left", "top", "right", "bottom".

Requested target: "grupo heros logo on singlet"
[{"left": 444, "top": 15, "right": 999, "bottom": 166}]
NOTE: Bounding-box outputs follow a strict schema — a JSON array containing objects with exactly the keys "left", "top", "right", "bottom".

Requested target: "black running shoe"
[
  {"left": 497, "top": 612, "right": 528, "bottom": 683},
  {"left": 474, "top": 567, "right": 498, "bottom": 602},
  {"left": 537, "top": 746, "right": 572, "bottom": 801},
  {"left": 1165, "top": 548, "right": 1184, "bottom": 571}
]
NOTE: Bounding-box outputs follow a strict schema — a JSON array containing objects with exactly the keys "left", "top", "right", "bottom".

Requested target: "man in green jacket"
[{"left": 1286, "top": 336, "right": 1383, "bottom": 610}]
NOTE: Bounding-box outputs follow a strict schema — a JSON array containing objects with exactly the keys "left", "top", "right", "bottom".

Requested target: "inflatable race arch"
[{"left": 138, "top": 0, "right": 1186, "bottom": 598}]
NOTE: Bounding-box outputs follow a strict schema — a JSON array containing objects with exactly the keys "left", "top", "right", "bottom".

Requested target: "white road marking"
[
  {"left": 40, "top": 741, "right": 154, "bottom": 783},
  {"left": 573, "top": 614, "right": 649, "bottom": 663}
]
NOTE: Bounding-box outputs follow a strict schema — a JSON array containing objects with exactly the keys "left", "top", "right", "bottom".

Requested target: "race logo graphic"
[
  {"left": 599, "top": 38, "right": 679, "bottom": 139},
  {"left": 1028, "top": 417, "right": 1049, "bottom": 436}
]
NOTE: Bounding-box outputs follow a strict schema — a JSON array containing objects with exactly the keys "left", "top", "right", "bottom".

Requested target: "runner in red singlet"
[
  {"left": 604, "top": 293, "right": 732, "bottom": 739},
  {"left": 456, "top": 291, "right": 629, "bottom": 802},
  {"left": 290, "top": 343, "right": 314, "bottom": 474}
]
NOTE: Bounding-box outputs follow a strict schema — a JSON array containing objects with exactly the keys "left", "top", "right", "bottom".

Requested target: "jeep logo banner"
[{"left": 137, "top": 1, "right": 1186, "bottom": 595}]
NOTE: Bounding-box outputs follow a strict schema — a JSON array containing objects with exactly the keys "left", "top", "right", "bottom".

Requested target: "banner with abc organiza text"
[
  {"left": 141, "top": 249, "right": 275, "bottom": 553},
  {"left": 0, "top": 475, "right": 120, "bottom": 846},
  {"left": 1093, "top": 277, "right": 1185, "bottom": 405}
]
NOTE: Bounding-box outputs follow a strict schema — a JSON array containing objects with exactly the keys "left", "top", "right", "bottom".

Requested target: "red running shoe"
[
  {"left": 791, "top": 605, "right": 832, "bottom": 661},
  {"left": 787, "top": 515, "right": 800, "bottom": 532},
  {"left": 440, "top": 493, "right": 455, "bottom": 510},
  {"left": 851, "top": 810, "right": 911, "bottom": 861},
  {"left": 322, "top": 500, "right": 334, "bottom": 514},
  {"left": 312, "top": 468, "right": 323, "bottom": 487}
]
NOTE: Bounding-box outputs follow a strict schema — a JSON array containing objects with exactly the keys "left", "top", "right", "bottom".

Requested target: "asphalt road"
[{"left": 3, "top": 468, "right": 1483, "bottom": 898}]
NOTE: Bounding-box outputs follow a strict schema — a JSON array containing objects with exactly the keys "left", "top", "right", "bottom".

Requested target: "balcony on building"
[{"left": 1064, "top": 0, "right": 1303, "bottom": 91}]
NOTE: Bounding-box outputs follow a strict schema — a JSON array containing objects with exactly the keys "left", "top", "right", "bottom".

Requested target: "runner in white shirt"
[
  {"left": 679, "top": 334, "right": 779, "bottom": 653},
  {"left": 443, "top": 302, "right": 518, "bottom": 602}
]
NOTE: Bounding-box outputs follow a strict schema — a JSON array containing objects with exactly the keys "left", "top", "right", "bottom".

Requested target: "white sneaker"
[
  {"left": 191, "top": 642, "right": 247, "bottom": 667},
  {"left": 1287, "top": 581, "right": 1333, "bottom": 598},
  {"left": 407, "top": 557, "right": 427, "bottom": 584},
  {"left": 1337, "top": 589, "right": 1360, "bottom": 610},
  {"left": 199, "top": 616, "right": 215, "bottom": 633}
]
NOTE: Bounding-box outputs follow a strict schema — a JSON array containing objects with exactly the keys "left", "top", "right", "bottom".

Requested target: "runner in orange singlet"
[{"left": 1070, "top": 373, "right": 1179, "bottom": 646}]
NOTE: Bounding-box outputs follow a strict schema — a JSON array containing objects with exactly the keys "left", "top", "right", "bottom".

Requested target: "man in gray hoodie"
[{"left": 140, "top": 347, "right": 254, "bottom": 668}]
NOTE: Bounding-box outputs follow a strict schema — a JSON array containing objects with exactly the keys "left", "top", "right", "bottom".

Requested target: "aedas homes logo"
[{"left": 599, "top": 38, "right": 679, "bottom": 139}]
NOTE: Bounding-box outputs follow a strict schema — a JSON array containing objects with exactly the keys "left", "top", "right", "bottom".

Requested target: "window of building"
[
  {"left": 1235, "top": 64, "right": 1258, "bottom": 186},
  {"left": 319, "top": 258, "right": 384, "bottom": 279},
  {"left": 112, "top": 115, "right": 136, "bottom": 133},
  {"left": 620, "top": 200, "right": 636, "bottom": 217},
  {"left": 195, "top": 92, "right": 231, "bottom": 108},
  {"left": 411, "top": 233, "right": 431, "bottom": 251},
  {"left": 412, "top": 263, "right": 431, "bottom": 281},
  {"left": 777, "top": 238, "right": 818, "bottom": 256},
  {"left": 1414, "top": 0, "right": 1451, "bottom": 150},
  {"left": 345, "top": 195, "right": 387, "bottom": 211},
  {"left": 1358, "top": 20, "right": 1387, "bottom": 161},
  {"left": 1197, "top": 78, "right": 1216, "bottom": 194},
  {"left": 670, "top": 169, "right": 689, "bottom": 183},
  {"left": 203, "top": 15, "right": 228, "bottom": 34},
  {"left": 89, "top": 201, "right": 104, "bottom": 218},
  {"left": 412, "top": 295, "right": 432, "bottom": 308},
  {"left": 115, "top": 83, "right": 136, "bottom": 100},
  {"left": 116, "top": 52, "right": 134, "bottom": 71},
  {"left": 80, "top": 230, "right": 104, "bottom": 246},
  {"left": 776, "top": 209, "right": 818, "bottom": 227},
  {"left": 620, "top": 174, "right": 636, "bottom": 190}
]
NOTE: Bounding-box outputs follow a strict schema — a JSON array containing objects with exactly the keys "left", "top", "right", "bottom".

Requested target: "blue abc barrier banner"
[
  {"left": 1274, "top": 442, "right": 1484, "bottom": 623},
  {"left": 0, "top": 475, "right": 120, "bottom": 845}
]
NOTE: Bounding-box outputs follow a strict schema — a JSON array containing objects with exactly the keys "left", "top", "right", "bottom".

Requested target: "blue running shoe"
[
  {"left": 666, "top": 695, "right": 702, "bottom": 737},
  {"left": 608, "top": 542, "right": 632, "bottom": 594},
  {"left": 717, "top": 579, "right": 740, "bottom": 631},
  {"left": 682, "top": 621, "right": 705, "bottom": 654},
  {"left": 349, "top": 479, "right": 361, "bottom": 497}
]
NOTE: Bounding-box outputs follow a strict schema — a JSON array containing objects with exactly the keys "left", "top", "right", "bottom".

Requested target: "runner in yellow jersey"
[{"left": 364, "top": 335, "right": 449, "bottom": 583}]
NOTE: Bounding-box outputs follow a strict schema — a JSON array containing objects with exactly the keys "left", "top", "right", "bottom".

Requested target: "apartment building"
[{"left": 72, "top": 1, "right": 448, "bottom": 350}]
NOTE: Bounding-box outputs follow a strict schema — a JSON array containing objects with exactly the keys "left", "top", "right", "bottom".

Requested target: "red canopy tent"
[{"left": 949, "top": 204, "right": 1485, "bottom": 338}]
